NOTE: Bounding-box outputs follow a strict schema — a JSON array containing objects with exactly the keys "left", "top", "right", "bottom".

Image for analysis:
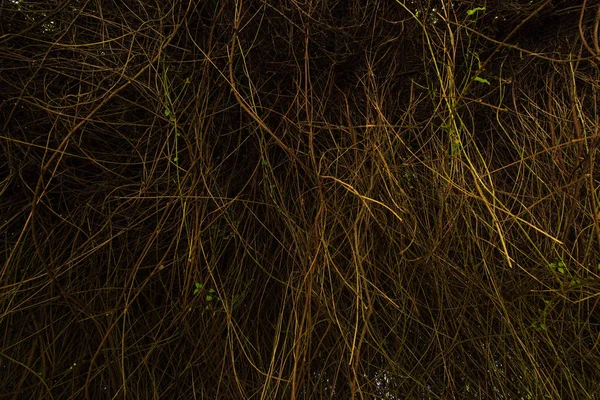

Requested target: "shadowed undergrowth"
[{"left": 1, "top": 0, "right": 600, "bottom": 398}]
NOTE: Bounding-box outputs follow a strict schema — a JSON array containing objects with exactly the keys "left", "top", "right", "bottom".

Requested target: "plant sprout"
[{"left": 466, "top": 7, "right": 486, "bottom": 17}]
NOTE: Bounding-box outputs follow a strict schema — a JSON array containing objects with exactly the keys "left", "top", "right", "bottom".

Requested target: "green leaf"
[
  {"left": 208, "top": 288, "right": 215, "bottom": 293},
  {"left": 164, "top": 109, "right": 171, "bottom": 117},
  {"left": 539, "top": 323, "right": 546, "bottom": 330},
  {"left": 473, "top": 76, "right": 490, "bottom": 85},
  {"left": 466, "top": 7, "right": 486, "bottom": 16},
  {"left": 173, "top": 156, "right": 179, "bottom": 163},
  {"left": 450, "top": 139, "right": 461, "bottom": 155},
  {"left": 193, "top": 282, "right": 202, "bottom": 295},
  {"left": 557, "top": 267, "right": 565, "bottom": 274},
  {"left": 206, "top": 295, "right": 214, "bottom": 301}
]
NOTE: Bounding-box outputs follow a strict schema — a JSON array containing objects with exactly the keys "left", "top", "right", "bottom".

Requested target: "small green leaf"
[
  {"left": 173, "top": 156, "right": 179, "bottom": 163},
  {"left": 539, "top": 323, "right": 546, "bottom": 330},
  {"left": 557, "top": 267, "right": 565, "bottom": 274},
  {"left": 450, "top": 138, "right": 461, "bottom": 155},
  {"left": 558, "top": 260, "right": 566, "bottom": 268},
  {"left": 473, "top": 76, "right": 490, "bottom": 85},
  {"left": 466, "top": 7, "right": 486, "bottom": 16},
  {"left": 208, "top": 288, "right": 215, "bottom": 293},
  {"left": 164, "top": 109, "right": 171, "bottom": 117},
  {"left": 549, "top": 263, "right": 557, "bottom": 269},
  {"left": 206, "top": 295, "right": 214, "bottom": 301},
  {"left": 193, "top": 282, "right": 202, "bottom": 295}
]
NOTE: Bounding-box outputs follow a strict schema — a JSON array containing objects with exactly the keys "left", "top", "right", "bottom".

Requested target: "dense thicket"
[{"left": 1, "top": 0, "right": 599, "bottom": 398}]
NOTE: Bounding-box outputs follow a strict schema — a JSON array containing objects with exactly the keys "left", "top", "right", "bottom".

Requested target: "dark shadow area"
[{"left": 1, "top": 0, "right": 600, "bottom": 398}]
